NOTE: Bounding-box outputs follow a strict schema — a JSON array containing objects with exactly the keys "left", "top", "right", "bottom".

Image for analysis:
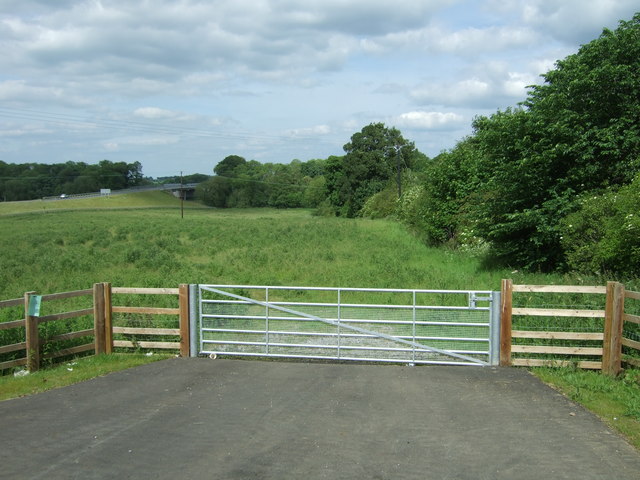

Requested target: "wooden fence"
[
  {"left": 500, "top": 280, "right": 639, "bottom": 375},
  {"left": 108, "top": 284, "right": 190, "bottom": 355},
  {"left": 623, "top": 289, "right": 640, "bottom": 369},
  {"left": 0, "top": 283, "right": 190, "bottom": 373},
  {"left": 3, "top": 280, "right": 640, "bottom": 375}
]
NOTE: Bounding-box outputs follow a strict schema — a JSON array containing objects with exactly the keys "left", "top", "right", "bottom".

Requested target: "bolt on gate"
[{"left": 196, "top": 285, "right": 501, "bottom": 366}]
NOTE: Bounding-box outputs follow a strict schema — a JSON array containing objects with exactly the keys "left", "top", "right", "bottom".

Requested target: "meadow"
[
  {"left": 0, "top": 197, "right": 502, "bottom": 299},
  {"left": 0, "top": 191, "right": 604, "bottom": 300}
]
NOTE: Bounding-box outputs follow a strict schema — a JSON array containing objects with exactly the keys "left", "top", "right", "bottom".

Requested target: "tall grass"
[{"left": 0, "top": 207, "right": 515, "bottom": 300}]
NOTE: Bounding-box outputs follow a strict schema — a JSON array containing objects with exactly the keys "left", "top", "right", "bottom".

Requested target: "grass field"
[
  {"left": 0, "top": 193, "right": 639, "bottom": 448},
  {"left": 0, "top": 190, "right": 204, "bottom": 216}
]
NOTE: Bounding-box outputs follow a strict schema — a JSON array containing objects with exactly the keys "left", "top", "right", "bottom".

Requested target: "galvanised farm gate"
[{"left": 194, "top": 285, "right": 501, "bottom": 366}]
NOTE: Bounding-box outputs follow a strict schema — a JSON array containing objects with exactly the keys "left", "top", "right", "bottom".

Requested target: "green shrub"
[
  {"left": 360, "top": 184, "right": 398, "bottom": 219},
  {"left": 561, "top": 176, "right": 640, "bottom": 276}
]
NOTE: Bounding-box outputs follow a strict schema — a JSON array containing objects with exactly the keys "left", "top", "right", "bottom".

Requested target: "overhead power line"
[{"left": 0, "top": 106, "right": 340, "bottom": 146}]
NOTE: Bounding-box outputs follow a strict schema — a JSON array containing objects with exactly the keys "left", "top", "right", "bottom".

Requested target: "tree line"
[
  {"left": 0, "top": 160, "right": 144, "bottom": 201},
  {"left": 200, "top": 13, "right": 640, "bottom": 277},
  {"left": 196, "top": 155, "right": 328, "bottom": 209}
]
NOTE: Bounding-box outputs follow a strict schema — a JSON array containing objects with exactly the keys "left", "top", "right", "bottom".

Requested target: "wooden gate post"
[
  {"left": 179, "top": 284, "right": 190, "bottom": 357},
  {"left": 500, "top": 279, "right": 513, "bottom": 366},
  {"left": 93, "top": 283, "right": 106, "bottom": 355},
  {"left": 24, "top": 291, "right": 40, "bottom": 372},
  {"left": 603, "top": 281, "right": 624, "bottom": 376},
  {"left": 103, "top": 282, "right": 113, "bottom": 354}
]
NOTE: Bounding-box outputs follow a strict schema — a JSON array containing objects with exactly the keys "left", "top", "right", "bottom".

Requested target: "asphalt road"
[{"left": 1, "top": 358, "right": 639, "bottom": 479}]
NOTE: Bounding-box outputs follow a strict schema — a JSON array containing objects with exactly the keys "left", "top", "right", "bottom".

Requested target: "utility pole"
[
  {"left": 180, "top": 170, "right": 184, "bottom": 219},
  {"left": 395, "top": 145, "right": 402, "bottom": 198}
]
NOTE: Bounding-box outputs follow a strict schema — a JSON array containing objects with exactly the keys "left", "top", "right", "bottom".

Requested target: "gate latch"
[{"left": 469, "top": 293, "right": 491, "bottom": 309}]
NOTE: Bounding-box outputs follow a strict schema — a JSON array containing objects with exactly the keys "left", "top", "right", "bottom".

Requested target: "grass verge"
[
  {"left": 0, "top": 190, "right": 204, "bottom": 216},
  {"left": 0, "top": 353, "right": 172, "bottom": 402},
  {"left": 532, "top": 367, "right": 640, "bottom": 449}
]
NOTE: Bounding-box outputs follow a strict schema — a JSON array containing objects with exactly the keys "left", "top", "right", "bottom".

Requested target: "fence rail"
[
  {"left": 106, "top": 283, "right": 188, "bottom": 356},
  {"left": 622, "top": 289, "right": 640, "bottom": 368},
  {"left": 0, "top": 289, "right": 98, "bottom": 372},
  {"left": 0, "top": 284, "right": 190, "bottom": 373},
  {"left": 501, "top": 280, "right": 639, "bottom": 375}
]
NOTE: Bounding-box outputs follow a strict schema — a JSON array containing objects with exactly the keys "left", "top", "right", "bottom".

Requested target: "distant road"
[{"left": 42, "top": 183, "right": 201, "bottom": 201}]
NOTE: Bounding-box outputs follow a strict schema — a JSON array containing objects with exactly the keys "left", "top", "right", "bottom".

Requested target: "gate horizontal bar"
[
  {"left": 202, "top": 328, "right": 490, "bottom": 343},
  {"left": 202, "top": 299, "right": 490, "bottom": 311},
  {"left": 198, "top": 350, "right": 485, "bottom": 366},
  {"left": 202, "top": 315, "right": 489, "bottom": 328},
  {"left": 203, "top": 341, "right": 488, "bottom": 357},
  {"left": 201, "top": 284, "right": 492, "bottom": 294}
]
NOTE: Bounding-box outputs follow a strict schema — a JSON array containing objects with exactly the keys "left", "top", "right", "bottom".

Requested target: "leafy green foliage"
[
  {"left": 156, "top": 173, "right": 210, "bottom": 184},
  {"left": 416, "top": 13, "right": 640, "bottom": 272},
  {"left": 360, "top": 182, "right": 398, "bottom": 219},
  {"left": 196, "top": 176, "right": 232, "bottom": 207},
  {"left": 197, "top": 156, "right": 327, "bottom": 209},
  {"left": 414, "top": 138, "right": 483, "bottom": 246},
  {"left": 561, "top": 177, "right": 640, "bottom": 276},
  {"left": 213, "top": 155, "right": 247, "bottom": 177}
]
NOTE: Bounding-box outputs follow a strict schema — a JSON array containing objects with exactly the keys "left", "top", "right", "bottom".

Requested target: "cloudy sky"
[{"left": 0, "top": 1, "right": 637, "bottom": 178}]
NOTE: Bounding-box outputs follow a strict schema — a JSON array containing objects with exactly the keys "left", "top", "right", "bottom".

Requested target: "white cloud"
[
  {"left": 133, "top": 107, "right": 176, "bottom": 119},
  {"left": 0, "top": 1, "right": 636, "bottom": 176},
  {"left": 503, "top": 71, "right": 536, "bottom": 97},
  {"left": 103, "top": 135, "right": 180, "bottom": 148},
  {"left": 286, "top": 125, "right": 332, "bottom": 137},
  {"left": 410, "top": 77, "right": 492, "bottom": 107},
  {"left": 516, "top": 0, "right": 638, "bottom": 44},
  {"left": 431, "top": 25, "right": 539, "bottom": 54},
  {"left": 0, "top": 80, "right": 90, "bottom": 107},
  {"left": 394, "top": 111, "right": 464, "bottom": 130}
]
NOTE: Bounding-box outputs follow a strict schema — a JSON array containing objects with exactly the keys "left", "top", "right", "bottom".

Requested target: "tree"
[
  {"left": 214, "top": 155, "right": 246, "bottom": 178},
  {"left": 302, "top": 175, "right": 327, "bottom": 208},
  {"left": 410, "top": 138, "right": 482, "bottom": 246},
  {"left": 326, "top": 123, "right": 416, "bottom": 217},
  {"left": 196, "top": 176, "right": 232, "bottom": 208},
  {"left": 268, "top": 163, "right": 304, "bottom": 208},
  {"left": 466, "top": 13, "right": 640, "bottom": 270}
]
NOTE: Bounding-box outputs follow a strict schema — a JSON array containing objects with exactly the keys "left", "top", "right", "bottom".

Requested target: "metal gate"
[{"left": 196, "top": 285, "right": 501, "bottom": 366}]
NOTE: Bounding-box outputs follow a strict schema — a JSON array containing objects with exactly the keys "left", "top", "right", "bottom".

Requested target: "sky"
[{"left": 0, "top": 1, "right": 638, "bottom": 178}]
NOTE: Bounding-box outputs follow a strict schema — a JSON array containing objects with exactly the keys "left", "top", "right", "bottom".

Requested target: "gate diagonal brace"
[{"left": 202, "top": 286, "right": 489, "bottom": 366}]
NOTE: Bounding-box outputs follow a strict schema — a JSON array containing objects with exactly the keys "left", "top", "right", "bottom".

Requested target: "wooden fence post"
[
  {"left": 103, "top": 282, "right": 113, "bottom": 354},
  {"left": 179, "top": 284, "right": 190, "bottom": 357},
  {"left": 500, "top": 279, "right": 513, "bottom": 367},
  {"left": 603, "top": 281, "right": 624, "bottom": 376},
  {"left": 93, "top": 283, "right": 106, "bottom": 355},
  {"left": 24, "top": 291, "right": 40, "bottom": 372}
]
